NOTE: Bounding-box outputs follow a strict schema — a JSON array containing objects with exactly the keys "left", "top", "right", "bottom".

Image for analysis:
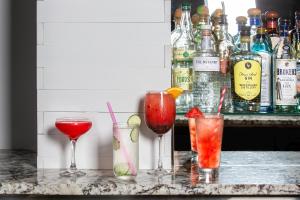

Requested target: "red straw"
[{"left": 218, "top": 87, "right": 227, "bottom": 114}]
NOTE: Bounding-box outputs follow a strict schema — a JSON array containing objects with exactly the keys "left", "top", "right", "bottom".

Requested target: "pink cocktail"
[
  {"left": 195, "top": 114, "right": 224, "bottom": 181},
  {"left": 55, "top": 117, "right": 92, "bottom": 177},
  {"left": 144, "top": 91, "right": 176, "bottom": 174}
]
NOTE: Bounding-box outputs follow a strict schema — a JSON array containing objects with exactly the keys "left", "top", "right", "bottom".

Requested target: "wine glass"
[
  {"left": 55, "top": 117, "right": 92, "bottom": 177},
  {"left": 144, "top": 91, "right": 176, "bottom": 175}
]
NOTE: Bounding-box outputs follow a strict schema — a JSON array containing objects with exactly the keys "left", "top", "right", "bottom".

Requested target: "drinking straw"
[
  {"left": 218, "top": 87, "right": 227, "bottom": 114},
  {"left": 106, "top": 102, "right": 137, "bottom": 175}
]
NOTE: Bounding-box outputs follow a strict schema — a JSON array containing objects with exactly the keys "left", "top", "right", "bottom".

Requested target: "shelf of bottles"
[{"left": 171, "top": 2, "right": 300, "bottom": 125}]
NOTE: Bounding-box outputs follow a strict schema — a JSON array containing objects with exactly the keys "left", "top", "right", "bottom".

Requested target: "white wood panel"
[
  {"left": 37, "top": 112, "right": 44, "bottom": 134},
  {"left": 42, "top": 67, "right": 170, "bottom": 90},
  {"left": 37, "top": 112, "right": 170, "bottom": 169},
  {"left": 37, "top": 44, "right": 166, "bottom": 69},
  {"left": 37, "top": 68, "right": 44, "bottom": 89},
  {"left": 37, "top": 90, "right": 146, "bottom": 112},
  {"left": 37, "top": 23, "right": 44, "bottom": 45},
  {"left": 37, "top": 0, "right": 165, "bottom": 23},
  {"left": 43, "top": 23, "right": 169, "bottom": 45}
]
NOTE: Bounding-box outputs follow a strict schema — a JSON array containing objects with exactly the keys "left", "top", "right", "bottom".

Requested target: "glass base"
[
  {"left": 191, "top": 151, "right": 198, "bottom": 163},
  {"left": 198, "top": 168, "right": 219, "bottom": 183},
  {"left": 147, "top": 168, "right": 171, "bottom": 177},
  {"left": 60, "top": 169, "right": 86, "bottom": 177},
  {"left": 115, "top": 175, "right": 136, "bottom": 181}
]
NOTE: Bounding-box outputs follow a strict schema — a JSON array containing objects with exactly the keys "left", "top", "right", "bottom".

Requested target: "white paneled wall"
[{"left": 37, "top": 0, "right": 171, "bottom": 169}]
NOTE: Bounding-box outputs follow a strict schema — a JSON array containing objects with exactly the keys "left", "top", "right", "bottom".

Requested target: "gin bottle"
[
  {"left": 274, "top": 18, "right": 297, "bottom": 113},
  {"left": 247, "top": 8, "right": 262, "bottom": 48},
  {"left": 172, "top": 2, "right": 195, "bottom": 113},
  {"left": 230, "top": 26, "right": 262, "bottom": 112},
  {"left": 266, "top": 11, "right": 280, "bottom": 50},
  {"left": 171, "top": 8, "right": 182, "bottom": 46},
  {"left": 194, "top": 6, "right": 210, "bottom": 46},
  {"left": 252, "top": 27, "right": 273, "bottom": 113},
  {"left": 233, "top": 16, "right": 248, "bottom": 51},
  {"left": 290, "top": 11, "right": 300, "bottom": 51},
  {"left": 193, "top": 25, "right": 220, "bottom": 113},
  {"left": 217, "top": 14, "right": 234, "bottom": 113}
]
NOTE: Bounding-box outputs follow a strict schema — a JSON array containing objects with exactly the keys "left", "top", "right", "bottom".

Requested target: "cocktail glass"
[
  {"left": 188, "top": 118, "right": 197, "bottom": 162},
  {"left": 55, "top": 117, "right": 92, "bottom": 177},
  {"left": 144, "top": 91, "right": 176, "bottom": 175},
  {"left": 195, "top": 114, "right": 224, "bottom": 182}
]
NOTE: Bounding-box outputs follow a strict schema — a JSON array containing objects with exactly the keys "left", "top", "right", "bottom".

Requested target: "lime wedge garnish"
[
  {"left": 113, "top": 163, "right": 130, "bottom": 176},
  {"left": 130, "top": 128, "right": 139, "bottom": 143},
  {"left": 127, "top": 114, "right": 141, "bottom": 127}
]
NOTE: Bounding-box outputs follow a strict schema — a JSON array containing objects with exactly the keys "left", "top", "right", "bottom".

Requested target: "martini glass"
[
  {"left": 144, "top": 91, "right": 176, "bottom": 175},
  {"left": 55, "top": 117, "right": 92, "bottom": 177}
]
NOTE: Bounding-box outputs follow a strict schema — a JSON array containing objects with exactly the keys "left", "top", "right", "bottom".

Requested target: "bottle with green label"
[
  {"left": 230, "top": 26, "right": 262, "bottom": 112},
  {"left": 273, "top": 18, "right": 297, "bottom": 113},
  {"left": 172, "top": 2, "right": 195, "bottom": 113}
]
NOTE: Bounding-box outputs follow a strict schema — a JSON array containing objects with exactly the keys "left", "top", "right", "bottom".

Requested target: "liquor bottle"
[
  {"left": 217, "top": 14, "right": 234, "bottom": 113},
  {"left": 193, "top": 25, "right": 220, "bottom": 112},
  {"left": 274, "top": 18, "right": 297, "bottom": 113},
  {"left": 191, "top": 13, "right": 200, "bottom": 35},
  {"left": 211, "top": 9, "right": 223, "bottom": 42},
  {"left": 252, "top": 27, "right": 273, "bottom": 113},
  {"left": 266, "top": 11, "right": 280, "bottom": 50},
  {"left": 233, "top": 16, "right": 248, "bottom": 51},
  {"left": 171, "top": 8, "right": 182, "bottom": 46},
  {"left": 194, "top": 6, "right": 210, "bottom": 46},
  {"left": 230, "top": 26, "right": 262, "bottom": 112},
  {"left": 290, "top": 11, "right": 300, "bottom": 50},
  {"left": 247, "top": 8, "right": 262, "bottom": 48},
  {"left": 172, "top": 2, "right": 196, "bottom": 113}
]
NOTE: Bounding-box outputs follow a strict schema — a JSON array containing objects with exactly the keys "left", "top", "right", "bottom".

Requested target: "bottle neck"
[
  {"left": 279, "top": 26, "right": 289, "bottom": 37},
  {"left": 200, "top": 31, "right": 214, "bottom": 50},
  {"left": 295, "top": 19, "right": 300, "bottom": 30},
  {"left": 180, "top": 10, "right": 192, "bottom": 32},
  {"left": 240, "top": 36, "right": 251, "bottom": 51},
  {"left": 249, "top": 16, "right": 261, "bottom": 27},
  {"left": 237, "top": 23, "right": 246, "bottom": 32}
]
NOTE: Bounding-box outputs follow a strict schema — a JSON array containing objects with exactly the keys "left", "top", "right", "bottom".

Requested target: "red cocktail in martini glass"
[{"left": 55, "top": 117, "right": 92, "bottom": 177}]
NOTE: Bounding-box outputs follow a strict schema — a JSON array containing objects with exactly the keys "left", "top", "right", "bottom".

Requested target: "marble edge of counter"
[{"left": 0, "top": 182, "right": 300, "bottom": 196}]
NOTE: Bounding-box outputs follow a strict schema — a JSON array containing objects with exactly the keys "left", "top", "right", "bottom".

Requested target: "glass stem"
[
  {"left": 70, "top": 140, "right": 77, "bottom": 171},
  {"left": 158, "top": 135, "right": 163, "bottom": 170}
]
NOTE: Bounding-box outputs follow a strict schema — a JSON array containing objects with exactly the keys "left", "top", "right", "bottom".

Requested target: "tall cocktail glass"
[{"left": 195, "top": 114, "right": 224, "bottom": 182}]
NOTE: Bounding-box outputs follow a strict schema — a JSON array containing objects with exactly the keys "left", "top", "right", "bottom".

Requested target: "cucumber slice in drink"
[
  {"left": 113, "top": 163, "right": 130, "bottom": 176},
  {"left": 112, "top": 136, "right": 120, "bottom": 150},
  {"left": 130, "top": 128, "right": 139, "bottom": 143},
  {"left": 127, "top": 114, "right": 141, "bottom": 127}
]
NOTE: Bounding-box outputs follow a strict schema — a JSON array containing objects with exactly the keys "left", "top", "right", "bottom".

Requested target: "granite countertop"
[
  {"left": 176, "top": 114, "right": 300, "bottom": 127},
  {"left": 1, "top": 150, "right": 300, "bottom": 196}
]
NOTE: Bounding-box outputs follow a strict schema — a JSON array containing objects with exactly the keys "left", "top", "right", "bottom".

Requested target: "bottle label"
[
  {"left": 173, "top": 48, "right": 195, "bottom": 61},
  {"left": 275, "top": 59, "right": 297, "bottom": 105},
  {"left": 172, "top": 68, "right": 193, "bottom": 91},
  {"left": 234, "top": 60, "right": 261, "bottom": 101},
  {"left": 258, "top": 52, "right": 272, "bottom": 106},
  {"left": 193, "top": 57, "right": 220, "bottom": 72}
]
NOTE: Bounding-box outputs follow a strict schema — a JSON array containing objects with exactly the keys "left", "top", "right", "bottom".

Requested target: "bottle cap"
[
  {"left": 182, "top": 2, "right": 191, "bottom": 10},
  {"left": 247, "top": 8, "right": 261, "bottom": 16},
  {"left": 174, "top": 8, "right": 182, "bottom": 19},
  {"left": 197, "top": 5, "right": 209, "bottom": 16},
  {"left": 266, "top": 11, "right": 279, "bottom": 19},
  {"left": 212, "top": 8, "right": 223, "bottom": 18},
  {"left": 236, "top": 16, "right": 247, "bottom": 24},
  {"left": 191, "top": 13, "right": 200, "bottom": 25},
  {"left": 240, "top": 26, "right": 251, "bottom": 36}
]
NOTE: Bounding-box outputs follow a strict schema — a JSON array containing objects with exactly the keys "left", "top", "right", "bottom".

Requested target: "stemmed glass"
[
  {"left": 144, "top": 91, "right": 176, "bottom": 175},
  {"left": 55, "top": 117, "right": 92, "bottom": 177}
]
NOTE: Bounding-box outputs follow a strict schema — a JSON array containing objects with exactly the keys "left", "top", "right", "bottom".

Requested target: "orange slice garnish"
[{"left": 165, "top": 87, "right": 184, "bottom": 99}]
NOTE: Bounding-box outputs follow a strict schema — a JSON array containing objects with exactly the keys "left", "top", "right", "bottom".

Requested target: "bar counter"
[{"left": 1, "top": 150, "right": 300, "bottom": 199}]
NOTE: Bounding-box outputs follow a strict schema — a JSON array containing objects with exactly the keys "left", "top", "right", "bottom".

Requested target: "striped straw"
[{"left": 218, "top": 87, "right": 227, "bottom": 114}]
